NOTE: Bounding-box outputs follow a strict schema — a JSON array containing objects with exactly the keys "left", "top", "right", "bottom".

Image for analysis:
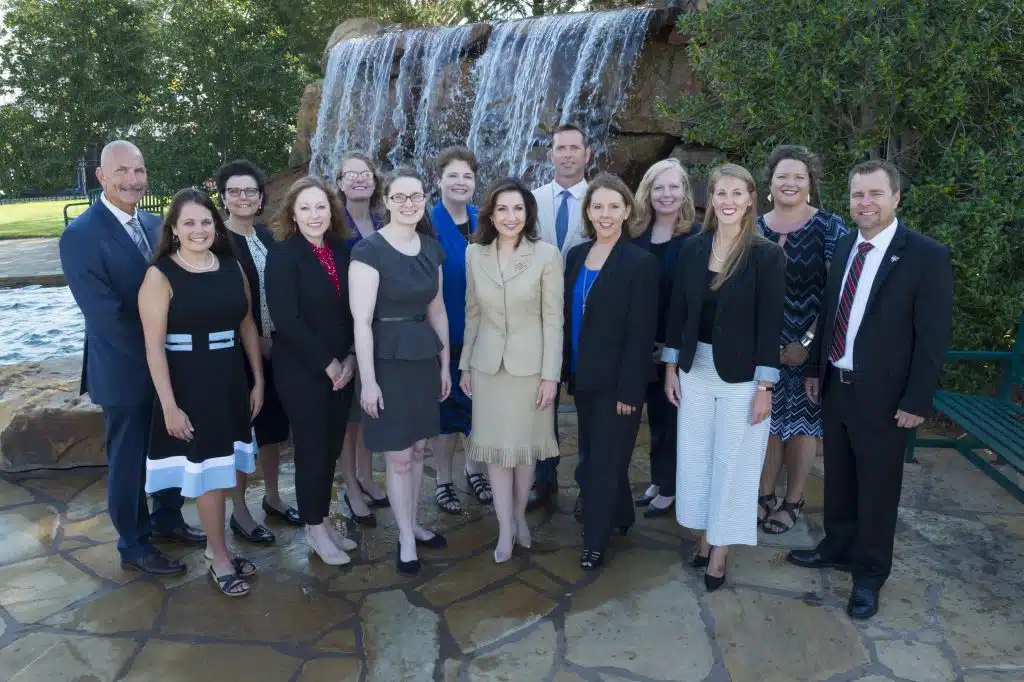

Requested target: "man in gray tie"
[
  {"left": 60, "top": 141, "right": 205, "bottom": 576},
  {"left": 529, "top": 123, "right": 591, "bottom": 512}
]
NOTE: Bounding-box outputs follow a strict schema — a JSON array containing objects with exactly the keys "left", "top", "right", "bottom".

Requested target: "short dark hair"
[
  {"left": 272, "top": 176, "right": 353, "bottom": 242},
  {"left": 437, "top": 146, "right": 478, "bottom": 175},
  {"left": 552, "top": 123, "right": 588, "bottom": 148},
  {"left": 154, "top": 188, "right": 236, "bottom": 262},
  {"left": 475, "top": 177, "right": 540, "bottom": 247},
  {"left": 215, "top": 160, "right": 267, "bottom": 211},
  {"left": 849, "top": 160, "right": 901, "bottom": 193},
  {"left": 581, "top": 173, "right": 636, "bottom": 240},
  {"left": 763, "top": 145, "right": 823, "bottom": 204}
]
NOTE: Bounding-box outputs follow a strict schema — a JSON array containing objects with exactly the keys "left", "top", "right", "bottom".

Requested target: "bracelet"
[{"left": 800, "top": 331, "right": 815, "bottom": 348}]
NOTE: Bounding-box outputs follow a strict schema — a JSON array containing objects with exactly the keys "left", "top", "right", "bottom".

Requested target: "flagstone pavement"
[{"left": 0, "top": 411, "right": 1021, "bottom": 682}]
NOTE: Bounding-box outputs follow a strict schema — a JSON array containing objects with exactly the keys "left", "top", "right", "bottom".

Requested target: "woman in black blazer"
[
  {"left": 265, "top": 177, "right": 360, "bottom": 567},
  {"left": 564, "top": 173, "right": 658, "bottom": 572},
  {"left": 629, "top": 158, "right": 701, "bottom": 518},
  {"left": 216, "top": 160, "right": 299, "bottom": 546},
  {"left": 662, "top": 163, "right": 786, "bottom": 591}
]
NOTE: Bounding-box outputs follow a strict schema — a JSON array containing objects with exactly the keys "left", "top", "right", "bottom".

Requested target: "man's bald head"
[{"left": 96, "top": 140, "right": 148, "bottom": 213}]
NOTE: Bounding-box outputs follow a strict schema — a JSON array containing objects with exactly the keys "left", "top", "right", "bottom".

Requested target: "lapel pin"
[{"left": 890, "top": 255, "right": 900, "bottom": 263}]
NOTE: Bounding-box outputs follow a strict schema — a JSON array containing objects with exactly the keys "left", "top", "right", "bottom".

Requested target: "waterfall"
[{"left": 308, "top": 9, "right": 652, "bottom": 190}]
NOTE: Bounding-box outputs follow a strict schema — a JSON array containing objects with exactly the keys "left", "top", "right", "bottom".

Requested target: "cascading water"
[{"left": 308, "top": 8, "right": 652, "bottom": 189}]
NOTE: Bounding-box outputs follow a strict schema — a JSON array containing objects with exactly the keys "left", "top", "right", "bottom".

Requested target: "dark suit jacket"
[
  {"left": 228, "top": 224, "right": 275, "bottom": 335},
  {"left": 808, "top": 221, "right": 954, "bottom": 417},
  {"left": 265, "top": 234, "right": 354, "bottom": 380},
  {"left": 663, "top": 230, "right": 787, "bottom": 383},
  {"left": 562, "top": 235, "right": 659, "bottom": 408},
  {"left": 59, "top": 200, "right": 161, "bottom": 407}
]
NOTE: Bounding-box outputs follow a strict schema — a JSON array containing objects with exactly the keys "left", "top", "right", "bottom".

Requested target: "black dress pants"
[
  {"left": 576, "top": 388, "right": 644, "bottom": 552},
  {"left": 276, "top": 367, "right": 353, "bottom": 526},
  {"left": 819, "top": 370, "right": 908, "bottom": 589},
  {"left": 645, "top": 364, "right": 677, "bottom": 496}
]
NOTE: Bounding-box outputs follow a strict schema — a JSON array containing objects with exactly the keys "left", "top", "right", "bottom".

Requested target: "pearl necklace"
[
  {"left": 176, "top": 249, "right": 216, "bottom": 272},
  {"left": 711, "top": 237, "right": 733, "bottom": 262}
]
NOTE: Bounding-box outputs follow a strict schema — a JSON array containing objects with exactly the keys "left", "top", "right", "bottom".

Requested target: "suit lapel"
[
  {"left": 503, "top": 239, "right": 535, "bottom": 282},
  {"left": 582, "top": 236, "right": 625, "bottom": 325},
  {"left": 291, "top": 234, "right": 337, "bottom": 296},
  {"left": 864, "top": 223, "right": 907, "bottom": 313},
  {"left": 96, "top": 202, "right": 148, "bottom": 268},
  {"left": 479, "top": 241, "right": 503, "bottom": 286}
]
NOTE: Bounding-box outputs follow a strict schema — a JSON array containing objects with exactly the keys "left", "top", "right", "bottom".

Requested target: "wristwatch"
[
  {"left": 800, "top": 331, "right": 815, "bottom": 348},
  {"left": 757, "top": 384, "right": 774, "bottom": 392}
]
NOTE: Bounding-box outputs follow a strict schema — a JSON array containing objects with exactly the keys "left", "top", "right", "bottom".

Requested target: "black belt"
[
  {"left": 830, "top": 365, "right": 856, "bottom": 384},
  {"left": 375, "top": 314, "right": 426, "bottom": 323}
]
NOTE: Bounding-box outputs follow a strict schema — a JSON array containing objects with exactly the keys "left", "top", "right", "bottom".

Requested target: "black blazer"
[
  {"left": 265, "top": 233, "right": 354, "bottom": 379},
  {"left": 808, "top": 222, "right": 954, "bottom": 417},
  {"left": 562, "top": 235, "right": 659, "bottom": 408},
  {"left": 228, "top": 224, "right": 275, "bottom": 336},
  {"left": 663, "top": 230, "right": 786, "bottom": 383}
]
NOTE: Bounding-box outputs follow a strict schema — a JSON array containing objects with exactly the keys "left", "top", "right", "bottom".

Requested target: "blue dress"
[{"left": 757, "top": 211, "right": 849, "bottom": 439}]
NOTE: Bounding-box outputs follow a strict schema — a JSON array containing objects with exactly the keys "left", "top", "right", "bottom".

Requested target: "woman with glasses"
[
  {"left": 216, "top": 160, "right": 298, "bottom": 545},
  {"left": 350, "top": 167, "right": 451, "bottom": 576},
  {"left": 335, "top": 153, "right": 390, "bottom": 526}
]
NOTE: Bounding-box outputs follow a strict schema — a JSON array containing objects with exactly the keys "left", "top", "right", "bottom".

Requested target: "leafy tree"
[
  {"left": 672, "top": 0, "right": 1024, "bottom": 391},
  {"left": 0, "top": 104, "right": 73, "bottom": 195}
]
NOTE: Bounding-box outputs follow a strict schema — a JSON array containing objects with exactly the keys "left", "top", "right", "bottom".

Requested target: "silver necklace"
[
  {"left": 711, "top": 236, "right": 733, "bottom": 262},
  {"left": 176, "top": 249, "right": 216, "bottom": 272},
  {"left": 581, "top": 268, "right": 598, "bottom": 314}
]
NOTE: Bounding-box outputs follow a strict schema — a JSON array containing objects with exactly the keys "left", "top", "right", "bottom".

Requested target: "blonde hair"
[
  {"left": 630, "top": 158, "right": 696, "bottom": 238},
  {"left": 705, "top": 163, "right": 763, "bottom": 291}
]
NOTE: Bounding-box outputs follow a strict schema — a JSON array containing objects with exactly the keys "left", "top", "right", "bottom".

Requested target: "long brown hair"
[
  {"left": 272, "top": 176, "right": 352, "bottom": 242},
  {"left": 474, "top": 177, "right": 540, "bottom": 247},
  {"left": 153, "top": 188, "right": 236, "bottom": 262},
  {"left": 580, "top": 173, "right": 636, "bottom": 240},
  {"left": 630, "top": 158, "right": 696, "bottom": 238},
  {"left": 705, "top": 163, "right": 764, "bottom": 291}
]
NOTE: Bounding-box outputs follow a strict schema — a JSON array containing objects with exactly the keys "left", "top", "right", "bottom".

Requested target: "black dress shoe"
[
  {"left": 643, "top": 500, "right": 675, "bottom": 518},
  {"left": 704, "top": 569, "right": 726, "bottom": 592},
  {"left": 122, "top": 549, "right": 187, "bottom": 576},
  {"left": 416, "top": 532, "right": 447, "bottom": 549},
  {"left": 634, "top": 491, "right": 656, "bottom": 507},
  {"left": 152, "top": 523, "right": 206, "bottom": 547},
  {"left": 229, "top": 516, "right": 275, "bottom": 544},
  {"left": 396, "top": 543, "right": 421, "bottom": 575},
  {"left": 262, "top": 498, "right": 302, "bottom": 526},
  {"left": 357, "top": 480, "right": 390, "bottom": 508},
  {"left": 343, "top": 493, "right": 378, "bottom": 527},
  {"left": 526, "top": 483, "right": 556, "bottom": 512},
  {"left": 786, "top": 549, "right": 853, "bottom": 572},
  {"left": 847, "top": 586, "right": 880, "bottom": 620}
]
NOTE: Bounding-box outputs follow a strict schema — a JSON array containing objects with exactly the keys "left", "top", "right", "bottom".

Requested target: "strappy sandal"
[
  {"left": 762, "top": 499, "right": 805, "bottom": 534},
  {"left": 204, "top": 552, "right": 257, "bottom": 578},
  {"left": 580, "top": 549, "right": 604, "bottom": 571},
  {"left": 465, "top": 471, "right": 493, "bottom": 504},
  {"left": 208, "top": 566, "right": 250, "bottom": 597},
  {"left": 757, "top": 493, "right": 778, "bottom": 524},
  {"left": 435, "top": 483, "right": 462, "bottom": 514}
]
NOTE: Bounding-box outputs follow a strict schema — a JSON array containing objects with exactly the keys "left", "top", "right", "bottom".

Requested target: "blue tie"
[{"left": 555, "top": 189, "right": 571, "bottom": 249}]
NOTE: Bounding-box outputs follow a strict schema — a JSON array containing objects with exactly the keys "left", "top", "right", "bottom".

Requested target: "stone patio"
[
  {"left": 0, "top": 237, "right": 63, "bottom": 287},
  {"left": 0, "top": 412, "right": 1021, "bottom": 682}
]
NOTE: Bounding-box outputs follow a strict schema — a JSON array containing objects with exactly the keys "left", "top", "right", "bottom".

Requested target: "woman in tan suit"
[{"left": 459, "top": 177, "right": 564, "bottom": 563}]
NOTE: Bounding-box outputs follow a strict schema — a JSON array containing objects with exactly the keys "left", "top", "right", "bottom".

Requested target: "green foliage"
[
  {"left": 673, "top": 0, "right": 1024, "bottom": 393},
  {"left": 0, "top": 104, "right": 73, "bottom": 195}
]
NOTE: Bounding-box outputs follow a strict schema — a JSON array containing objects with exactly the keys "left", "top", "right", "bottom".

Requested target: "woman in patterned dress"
[
  {"left": 755, "top": 145, "right": 849, "bottom": 534},
  {"left": 217, "top": 160, "right": 300, "bottom": 545}
]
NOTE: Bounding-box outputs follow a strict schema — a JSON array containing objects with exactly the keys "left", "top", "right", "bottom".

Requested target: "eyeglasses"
[
  {"left": 339, "top": 171, "right": 374, "bottom": 181},
  {"left": 225, "top": 188, "right": 260, "bottom": 198},
  {"left": 388, "top": 193, "right": 427, "bottom": 204}
]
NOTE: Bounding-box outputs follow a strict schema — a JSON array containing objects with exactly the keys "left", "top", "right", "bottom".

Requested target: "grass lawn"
[{"left": 0, "top": 199, "right": 73, "bottom": 239}]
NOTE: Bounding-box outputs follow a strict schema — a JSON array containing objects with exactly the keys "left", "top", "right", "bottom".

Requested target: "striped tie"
[
  {"left": 127, "top": 215, "right": 153, "bottom": 261},
  {"left": 829, "top": 242, "right": 874, "bottom": 362}
]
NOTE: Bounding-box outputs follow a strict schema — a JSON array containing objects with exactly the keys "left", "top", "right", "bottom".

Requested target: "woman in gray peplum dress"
[{"left": 349, "top": 167, "right": 452, "bottom": 576}]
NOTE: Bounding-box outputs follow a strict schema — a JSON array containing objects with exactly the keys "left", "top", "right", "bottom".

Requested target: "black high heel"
[
  {"left": 704, "top": 547, "right": 727, "bottom": 591},
  {"left": 343, "top": 493, "right": 377, "bottom": 527},
  {"left": 691, "top": 552, "right": 710, "bottom": 569},
  {"left": 357, "top": 479, "right": 390, "bottom": 508},
  {"left": 415, "top": 531, "right": 447, "bottom": 550},
  {"left": 396, "top": 542, "right": 421, "bottom": 575}
]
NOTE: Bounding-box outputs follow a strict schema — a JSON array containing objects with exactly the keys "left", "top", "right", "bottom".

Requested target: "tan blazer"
[{"left": 460, "top": 239, "right": 564, "bottom": 381}]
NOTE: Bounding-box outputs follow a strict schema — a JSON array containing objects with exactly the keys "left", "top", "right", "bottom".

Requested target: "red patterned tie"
[{"left": 830, "top": 242, "right": 874, "bottom": 362}]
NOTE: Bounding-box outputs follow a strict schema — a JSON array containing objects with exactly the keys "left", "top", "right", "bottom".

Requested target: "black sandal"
[
  {"left": 208, "top": 566, "right": 250, "bottom": 597},
  {"left": 757, "top": 493, "right": 778, "bottom": 524},
  {"left": 762, "top": 499, "right": 805, "bottom": 534},
  {"left": 204, "top": 552, "right": 257, "bottom": 578},
  {"left": 435, "top": 483, "right": 462, "bottom": 514},
  {"left": 465, "top": 471, "right": 493, "bottom": 504},
  {"left": 580, "top": 549, "right": 604, "bottom": 571}
]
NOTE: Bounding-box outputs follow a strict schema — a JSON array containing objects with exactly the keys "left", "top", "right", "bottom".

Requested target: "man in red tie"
[{"left": 788, "top": 160, "right": 954, "bottom": 620}]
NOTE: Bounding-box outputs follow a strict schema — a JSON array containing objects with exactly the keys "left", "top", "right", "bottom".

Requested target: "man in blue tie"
[
  {"left": 530, "top": 123, "right": 591, "bottom": 514},
  {"left": 60, "top": 141, "right": 205, "bottom": 576}
]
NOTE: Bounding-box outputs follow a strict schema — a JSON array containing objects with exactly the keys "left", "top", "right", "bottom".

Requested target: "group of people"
[{"left": 60, "top": 125, "right": 953, "bottom": 620}]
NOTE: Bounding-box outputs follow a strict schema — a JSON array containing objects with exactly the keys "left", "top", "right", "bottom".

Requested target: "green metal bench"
[
  {"left": 63, "top": 190, "right": 168, "bottom": 228},
  {"left": 907, "top": 313, "right": 1024, "bottom": 503}
]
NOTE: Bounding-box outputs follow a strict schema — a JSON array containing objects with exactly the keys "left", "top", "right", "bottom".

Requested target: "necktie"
[
  {"left": 555, "top": 189, "right": 571, "bottom": 250},
  {"left": 829, "top": 242, "right": 874, "bottom": 362},
  {"left": 127, "top": 215, "right": 153, "bottom": 261}
]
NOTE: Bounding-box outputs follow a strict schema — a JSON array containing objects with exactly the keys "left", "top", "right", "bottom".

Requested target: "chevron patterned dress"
[{"left": 757, "top": 211, "right": 849, "bottom": 440}]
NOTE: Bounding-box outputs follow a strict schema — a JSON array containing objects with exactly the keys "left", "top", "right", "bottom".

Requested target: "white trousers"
[{"left": 675, "top": 342, "right": 771, "bottom": 546}]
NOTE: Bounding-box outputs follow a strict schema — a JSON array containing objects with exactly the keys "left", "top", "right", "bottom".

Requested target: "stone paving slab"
[
  {"left": 0, "top": 421, "right": 1021, "bottom": 682},
  {"left": 0, "top": 238, "right": 63, "bottom": 287}
]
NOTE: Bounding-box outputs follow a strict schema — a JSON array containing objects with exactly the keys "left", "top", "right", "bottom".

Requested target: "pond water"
[{"left": 0, "top": 286, "right": 84, "bottom": 365}]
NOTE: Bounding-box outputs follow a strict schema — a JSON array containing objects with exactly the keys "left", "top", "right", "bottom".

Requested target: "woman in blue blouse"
[{"left": 430, "top": 146, "right": 493, "bottom": 514}]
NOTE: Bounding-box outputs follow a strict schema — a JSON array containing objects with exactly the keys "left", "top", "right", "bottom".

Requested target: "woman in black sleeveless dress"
[{"left": 139, "top": 189, "right": 264, "bottom": 598}]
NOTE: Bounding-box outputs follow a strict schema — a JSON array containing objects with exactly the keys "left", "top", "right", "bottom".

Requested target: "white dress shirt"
[
  {"left": 100, "top": 192, "right": 141, "bottom": 232},
  {"left": 532, "top": 178, "right": 588, "bottom": 260},
  {"left": 832, "top": 218, "right": 898, "bottom": 370}
]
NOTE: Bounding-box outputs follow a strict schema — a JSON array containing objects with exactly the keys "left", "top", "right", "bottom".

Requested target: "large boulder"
[
  {"left": 0, "top": 356, "right": 105, "bottom": 473},
  {"left": 289, "top": 79, "right": 324, "bottom": 170},
  {"left": 323, "top": 18, "right": 383, "bottom": 70}
]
